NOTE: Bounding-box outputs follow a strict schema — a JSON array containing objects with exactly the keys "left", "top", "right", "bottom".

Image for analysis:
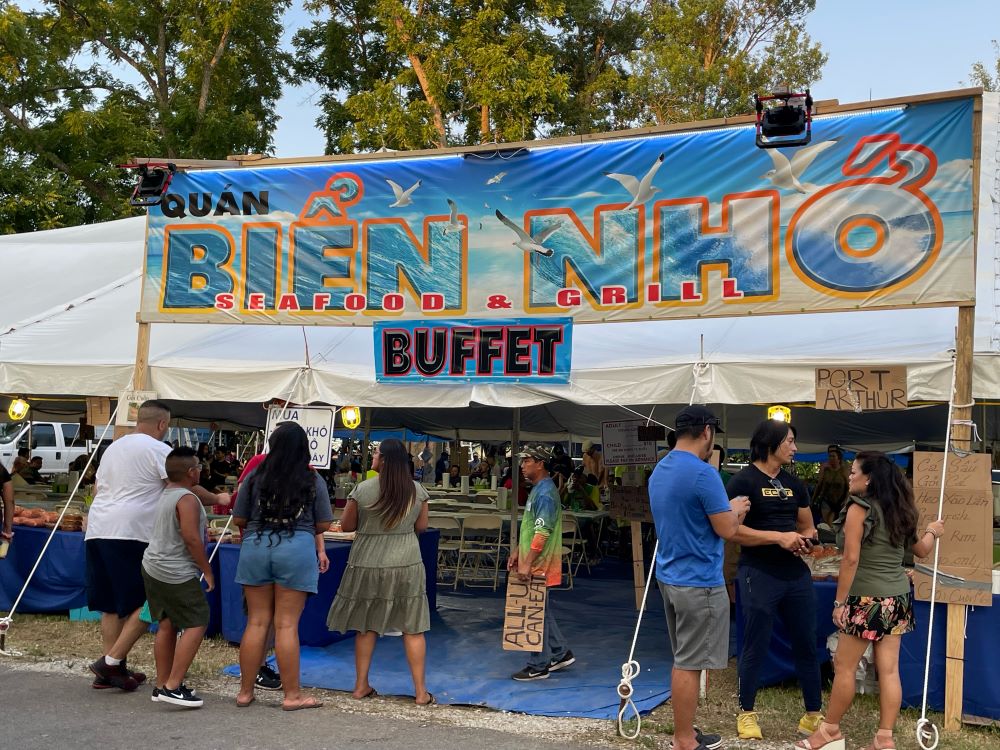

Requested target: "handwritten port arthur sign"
[
  {"left": 911, "top": 451, "right": 993, "bottom": 607},
  {"left": 502, "top": 576, "right": 547, "bottom": 652},
  {"left": 815, "top": 366, "right": 907, "bottom": 411},
  {"left": 140, "top": 98, "right": 974, "bottom": 326}
]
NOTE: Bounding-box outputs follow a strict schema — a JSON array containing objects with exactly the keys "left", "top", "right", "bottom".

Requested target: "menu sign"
[
  {"left": 912, "top": 451, "right": 993, "bottom": 606},
  {"left": 502, "top": 576, "right": 546, "bottom": 651},
  {"left": 815, "top": 366, "right": 907, "bottom": 411},
  {"left": 602, "top": 419, "right": 657, "bottom": 466},
  {"left": 610, "top": 485, "right": 653, "bottom": 523}
]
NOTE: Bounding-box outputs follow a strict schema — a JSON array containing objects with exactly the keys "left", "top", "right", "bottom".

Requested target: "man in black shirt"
[{"left": 726, "top": 420, "right": 820, "bottom": 741}]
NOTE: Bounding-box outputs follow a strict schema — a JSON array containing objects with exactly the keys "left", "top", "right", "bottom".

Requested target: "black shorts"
[
  {"left": 141, "top": 569, "right": 209, "bottom": 631},
  {"left": 85, "top": 538, "right": 148, "bottom": 617}
]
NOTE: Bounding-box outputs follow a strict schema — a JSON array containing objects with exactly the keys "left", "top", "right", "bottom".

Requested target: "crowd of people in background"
[{"left": 1, "top": 398, "right": 945, "bottom": 750}]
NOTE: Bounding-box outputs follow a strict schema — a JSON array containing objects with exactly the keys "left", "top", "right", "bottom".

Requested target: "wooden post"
[
  {"left": 943, "top": 91, "right": 983, "bottom": 732},
  {"left": 631, "top": 521, "right": 645, "bottom": 610},
  {"left": 359, "top": 408, "right": 372, "bottom": 476},
  {"left": 133, "top": 321, "right": 151, "bottom": 390},
  {"left": 945, "top": 306, "right": 975, "bottom": 730},
  {"left": 115, "top": 320, "right": 152, "bottom": 440}
]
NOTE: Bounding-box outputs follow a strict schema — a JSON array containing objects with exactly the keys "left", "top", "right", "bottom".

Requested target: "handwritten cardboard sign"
[
  {"left": 502, "top": 576, "right": 546, "bottom": 651},
  {"left": 610, "top": 485, "right": 653, "bottom": 523},
  {"left": 815, "top": 366, "right": 907, "bottom": 411},
  {"left": 912, "top": 451, "right": 993, "bottom": 607}
]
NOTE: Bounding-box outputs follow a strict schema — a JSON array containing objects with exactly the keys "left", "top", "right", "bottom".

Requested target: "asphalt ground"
[{"left": 0, "top": 664, "right": 608, "bottom": 750}]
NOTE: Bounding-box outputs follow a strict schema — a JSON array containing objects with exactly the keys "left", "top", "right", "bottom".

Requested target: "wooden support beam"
[{"left": 631, "top": 521, "right": 645, "bottom": 611}]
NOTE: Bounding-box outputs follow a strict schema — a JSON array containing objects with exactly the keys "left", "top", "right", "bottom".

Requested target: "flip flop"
[
  {"left": 236, "top": 696, "right": 255, "bottom": 708},
  {"left": 281, "top": 697, "right": 323, "bottom": 711},
  {"left": 416, "top": 692, "right": 436, "bottom": 706},
  {"left": 353, "top": 688, "right": 378, "bottom": 700}
]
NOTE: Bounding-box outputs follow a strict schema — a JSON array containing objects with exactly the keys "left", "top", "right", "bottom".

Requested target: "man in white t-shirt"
[{"left": 86, "top": 400, "right": 229, "bottom": 692}]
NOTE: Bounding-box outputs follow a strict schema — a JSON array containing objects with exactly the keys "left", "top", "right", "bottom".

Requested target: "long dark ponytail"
[
  {"left": 371, "top": 438, "right": 416, "bottom": 530},
  {"left": 855, "top": 451, "right": 919, "bottom": 547},
  {"left": 253, "top": 421, "right": 315, "bottom": 541}
]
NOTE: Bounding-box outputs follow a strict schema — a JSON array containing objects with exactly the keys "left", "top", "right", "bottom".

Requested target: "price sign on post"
[
  {"left": 266, "top": 406, "right": 336, "bottom": 469},
  {"left": 601, "top": 419, "right": 657, "bottom": 466}
]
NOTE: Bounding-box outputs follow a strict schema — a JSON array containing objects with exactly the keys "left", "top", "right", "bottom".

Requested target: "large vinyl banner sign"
[{"left": 141, "top": 97, "right": 976, "bottom": 326}]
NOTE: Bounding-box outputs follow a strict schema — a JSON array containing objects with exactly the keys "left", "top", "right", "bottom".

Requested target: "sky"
[{"left": 271, "top": 0, "right": 1000, "bottom": 157}]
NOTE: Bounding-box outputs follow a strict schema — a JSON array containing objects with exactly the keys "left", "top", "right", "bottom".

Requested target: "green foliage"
[
  {"left": 0, "top": 0, "right": 290, "bottom": 233},
  {"left": 969, "top": 40, "right": 1000, "bottom": 91},
  {"left": 628, "top": 0, "right": 827, "bottom": 125}
]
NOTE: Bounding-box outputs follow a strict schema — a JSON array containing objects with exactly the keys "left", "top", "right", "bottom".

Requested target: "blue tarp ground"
[{"left": 224, "top": 564, "right": 675, "bottom": 719}]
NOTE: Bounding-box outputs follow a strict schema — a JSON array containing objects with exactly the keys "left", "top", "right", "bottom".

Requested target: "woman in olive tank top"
[{"left": 797, "top": 452, "right": 944, "bottom": 750}]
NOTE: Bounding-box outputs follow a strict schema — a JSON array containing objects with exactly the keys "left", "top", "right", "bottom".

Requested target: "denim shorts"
[{"left": 235, "top": 530, "right": 319, "bottom": 593}]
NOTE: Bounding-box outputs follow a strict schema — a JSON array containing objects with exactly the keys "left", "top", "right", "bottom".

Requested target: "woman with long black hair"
[
  {"left": 797, "top": 451, "right": 944, "bottom": 750},
  {"left": 233, "top": 422, "right": 333, "bottom": 710},
  {"left": 327, "top": 438, "right": 433, "bottom": 705}
]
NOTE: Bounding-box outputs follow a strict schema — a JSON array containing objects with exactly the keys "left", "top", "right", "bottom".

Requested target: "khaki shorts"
[{"left": 658, "top": 582, "right": 729, "bottom": 671}]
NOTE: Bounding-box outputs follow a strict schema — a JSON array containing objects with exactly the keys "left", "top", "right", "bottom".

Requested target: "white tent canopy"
[{"left": 1, "top": 96, "right": 998, "bottom": 421}]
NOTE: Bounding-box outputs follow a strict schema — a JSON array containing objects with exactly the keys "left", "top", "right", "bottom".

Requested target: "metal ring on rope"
[
  {"left": 916, "top": 717, "right": 939, "bottom": 750},
  {"left": 616, "top": 659, "right": 642, "bottom": 738}
]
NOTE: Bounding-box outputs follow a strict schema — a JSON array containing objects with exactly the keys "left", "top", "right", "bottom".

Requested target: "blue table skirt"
[
  {"left": 0, "top": 526, "right": 223, "bottom": 637},
  {"left": 736, "top": 578, "right": 1000, "bottom": 721},
  {"left": 218, "top": 529, "right": 439, "bottom": 647}
]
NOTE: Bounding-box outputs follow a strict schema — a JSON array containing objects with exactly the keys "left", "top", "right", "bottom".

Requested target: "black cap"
[{"left": 675, "top": 405, "right": 724, "bottom": 433}]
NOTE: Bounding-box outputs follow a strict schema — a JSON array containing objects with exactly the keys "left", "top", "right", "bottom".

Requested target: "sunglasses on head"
[{"left": 769, "top": 478, "right": 794, "bottom": 500}]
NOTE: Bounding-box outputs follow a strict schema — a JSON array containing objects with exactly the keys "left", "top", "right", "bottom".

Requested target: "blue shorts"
[{"left": 235, "top": 530, "right": 319, "bottom": 593}]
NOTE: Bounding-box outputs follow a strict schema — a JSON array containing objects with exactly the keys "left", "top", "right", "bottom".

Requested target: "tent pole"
[
  {"left": 360, "top": 409, "right": 372, "bottom": 476},
  {"left": 510, "top": 408, "right": 521, "bottom": 554}
]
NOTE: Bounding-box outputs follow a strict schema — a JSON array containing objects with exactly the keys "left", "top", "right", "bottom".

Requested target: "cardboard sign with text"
[
  {"left": 815, "top": 366, "right": 907, "bottom": 411},
  {"left": 912, "top": 451, "right": 993, "bottom": 606},
  {"left": 502, "top": 576, "right": 547, "bottom": 651},
  {"left": 610, "top": 485, "right": 653, "bottom": 523}
]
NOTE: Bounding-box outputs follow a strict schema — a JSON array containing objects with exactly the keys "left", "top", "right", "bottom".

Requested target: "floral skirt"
[{"left": 842, "top": 593, "right": 914, "bottom": 641}]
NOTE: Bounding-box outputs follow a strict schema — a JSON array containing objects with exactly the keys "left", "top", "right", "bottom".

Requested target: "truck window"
[
  {"left": 62, "top": 424, "right": 80, "bottom": 443},
  {"left": 32, "top": 424, "right": 57, "bottom": 448}
]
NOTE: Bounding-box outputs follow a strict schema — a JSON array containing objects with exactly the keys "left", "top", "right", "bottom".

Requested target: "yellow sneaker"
[
  {"left": 737, "top": 711, "right": 763, "bottom": 740},
  {"left": 798, "top": 713, "right": 825, "bottom": 735}
]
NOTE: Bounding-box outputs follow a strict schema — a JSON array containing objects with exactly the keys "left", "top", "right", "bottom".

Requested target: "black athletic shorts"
[{"left": 85, "top": 538, "right": 148, "bottom": 617}]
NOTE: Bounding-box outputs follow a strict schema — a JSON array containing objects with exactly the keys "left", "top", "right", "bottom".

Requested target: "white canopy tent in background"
[{"left": 0, "top": 95, "right": 997, "bottom": 448}]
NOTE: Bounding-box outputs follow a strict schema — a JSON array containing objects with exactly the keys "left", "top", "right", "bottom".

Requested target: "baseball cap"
[
  {"left": 674, "top": 405, "right": 724, "bottom": 433},
  {"left": 517, "top": 444, "right": 554, "bottom": 461}
]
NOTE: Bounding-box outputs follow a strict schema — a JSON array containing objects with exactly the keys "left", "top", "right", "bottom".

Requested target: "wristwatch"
[{"left": 833, "top": 600, "right": 845, "bottom": 608}]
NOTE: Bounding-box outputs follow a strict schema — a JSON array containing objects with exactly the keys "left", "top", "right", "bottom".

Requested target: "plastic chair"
[
  {"left": 556, "top": 514, "right": 580, "bottom": 590},
  {"left": 563, "top": 513, "right": 591, "bottom": 577},
  {"left": 456, "top": 514, "right": 504, "bottom": 590}
]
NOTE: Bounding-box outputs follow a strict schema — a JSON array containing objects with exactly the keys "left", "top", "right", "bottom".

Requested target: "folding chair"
[
  {"left": 455, "top": 514, "right": 504, "bottom": 590},
  {"left": 428, "top": 516, "right": 463, "bottom": 588},
  {"left": 555, "top": 515, "right": 579, "bottom": 590},
  {"left": 563, "top": 513, "right": 591, "bottom": 577}
]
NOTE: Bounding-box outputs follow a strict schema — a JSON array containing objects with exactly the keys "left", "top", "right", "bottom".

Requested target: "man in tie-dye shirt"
[{"left": 509, "top": 444, "right": 574, "bottom": 681}]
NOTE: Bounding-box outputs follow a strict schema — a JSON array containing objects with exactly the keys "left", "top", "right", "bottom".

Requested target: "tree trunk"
[
  {"left": 393, "top": 17, "right": 447, "bottom": 148},
  {"left": 480, "top": 104, "right": 489, "bottom": 142}
]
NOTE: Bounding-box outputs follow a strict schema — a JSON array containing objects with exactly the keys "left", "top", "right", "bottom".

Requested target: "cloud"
[
  {"left": 927, "top": 158, "right": 973, "bottom": 195},
  {"left": 540, "top": 191, "right": 604, "bottom": 201}
]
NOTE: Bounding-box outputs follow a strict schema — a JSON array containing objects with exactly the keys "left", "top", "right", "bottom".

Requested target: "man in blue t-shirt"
[{"left": 648, "top": 405, "right": 750, "bottom": 750}]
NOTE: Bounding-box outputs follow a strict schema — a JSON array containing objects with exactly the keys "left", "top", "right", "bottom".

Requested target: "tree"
[
  {"left": 293, "top": 0, "right": 570, "bottom": 152},
  {"left": 969, "top": 40, "right": 999, "bottom": 91},
  {"left": 627, "top": 0, "right": 826, "bottom": 126},
  {"left": 0, "top": 0, "right": 291, "bottom": 232}
]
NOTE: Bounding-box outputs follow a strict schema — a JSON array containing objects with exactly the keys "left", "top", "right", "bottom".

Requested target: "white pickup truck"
[{"left": 0, "top": 421, "right": 92, "bottom": 475}]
